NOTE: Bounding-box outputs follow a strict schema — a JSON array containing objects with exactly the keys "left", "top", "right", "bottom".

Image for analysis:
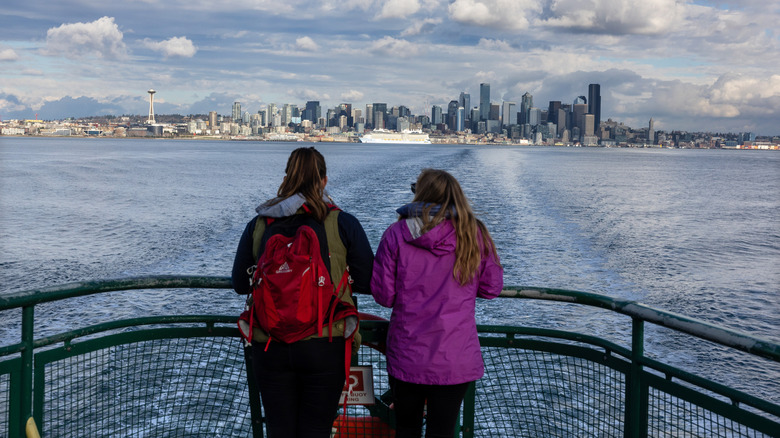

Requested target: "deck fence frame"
[{"left": 1, "top": 276, "right": 778, "bottom": 437}]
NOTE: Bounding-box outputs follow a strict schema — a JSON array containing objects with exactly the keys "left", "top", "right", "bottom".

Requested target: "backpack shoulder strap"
[
  {"left": 251, "top": 216, "right": 267, "bottom": 262},
  {"left": 323, "top": 210, "right": 347, "bottom": 285}
]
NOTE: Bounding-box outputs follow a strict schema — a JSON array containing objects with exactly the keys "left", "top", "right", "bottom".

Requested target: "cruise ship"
[{"left": 359, "top": 129, "right": 431, "bottom": 144}]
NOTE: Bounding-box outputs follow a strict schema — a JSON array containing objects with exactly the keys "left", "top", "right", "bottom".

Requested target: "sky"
[{"left": 1, "top": 0, "right": 779, "bottom": 135}]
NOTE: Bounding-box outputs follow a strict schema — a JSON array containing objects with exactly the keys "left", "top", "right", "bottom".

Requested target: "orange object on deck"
[{"left": 332, "top": 416, "right": 395, "bottom": 437}]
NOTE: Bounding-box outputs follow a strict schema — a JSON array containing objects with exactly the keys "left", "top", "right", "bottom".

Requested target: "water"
[{"left": 1, "top": 137, "right": 779, "bottom": 402}]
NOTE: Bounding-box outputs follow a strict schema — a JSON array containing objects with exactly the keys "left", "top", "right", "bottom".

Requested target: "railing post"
[
  {"left": 460, "top": 381, "right": 476, "bottom": 438},
  {"left": 625, "top": 317, "right": 648, "bottom": 438},
  {"left": 20, "top": 305, "right": 35, "bottom": 436}
]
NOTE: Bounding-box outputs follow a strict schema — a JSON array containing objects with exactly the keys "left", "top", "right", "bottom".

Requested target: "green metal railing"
[{"left": 1, "top": 276, "right": 778, "bottom": 437}]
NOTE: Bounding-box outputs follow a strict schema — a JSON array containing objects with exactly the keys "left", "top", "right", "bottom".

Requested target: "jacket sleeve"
[
  {"left": 337, "top": 212, "right": 374, "bottom": 294},
  {"left": 370, "top": 226, "right": 399, "bottom": 308},
  {"left": 477, "top": 250, "right": 503, "bottom": 300},
  {"left": 231, "top": 218, "right": 257, "bottom": 295}
]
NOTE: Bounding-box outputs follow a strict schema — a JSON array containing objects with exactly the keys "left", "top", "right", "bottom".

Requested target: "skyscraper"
[
  {"left": 372, "top": 103, "right": 388, "bottom": 129},
  {"left": 304, "top": 101, "right": 320, "bottom": 123},
  {"left": 431, "top": 105, "right": 443, "bottom": 125},
  {"left": 447, "top": 100, "right": 459, "bottom": 131},
  {"left": 456, "top": 107, "right": 465, "bottom": 132},
  {"left": 208, "top": 111, "right": 217, "bottom": 131},
  {"left": 588, "top": 84, "right": 601, "bottom": 128},
  {"left": 502, "top": 101, "right": 517, "bottom": 127},
  {"left": 479, "top": 83, "right": 490, "bottom": 121},
  {"left": 459, "top": 92, "right": 470, "bottom": 122},
  {"left": 489, "top": 103, "right": 500, "bottom": 121},
  {"left": 520, "top": 92, "right": 533, "bottom": 125},
  {"left": 648, "top": 118, "right": 655, "bottom": 144},
  {"left": 232, "top": 102, "right": 241, "bottom": 122},
  {"left": 548, "top": 101, "right": 561, "bottom": 125}
]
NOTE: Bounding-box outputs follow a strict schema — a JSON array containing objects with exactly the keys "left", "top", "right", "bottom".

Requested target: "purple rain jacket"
[{"left": 370, "top": 207, "right": 504, "bottom": 385}]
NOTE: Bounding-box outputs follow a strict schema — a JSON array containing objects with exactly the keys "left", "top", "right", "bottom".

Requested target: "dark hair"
[
  {"left": 412, "top": 169, "right": 500, "bottom": 285},
  {"left": 273, "top": 147, "right": 329, "bottom": 221}
]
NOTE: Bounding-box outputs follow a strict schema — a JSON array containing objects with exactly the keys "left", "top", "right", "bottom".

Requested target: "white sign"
[{"left": 340, "top": 366, "right": 375, "bottom": 405}]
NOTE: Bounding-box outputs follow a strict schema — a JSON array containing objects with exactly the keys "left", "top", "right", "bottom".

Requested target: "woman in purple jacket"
[{"left": 371, "top": 168, "right": 503, "bottom": 438}]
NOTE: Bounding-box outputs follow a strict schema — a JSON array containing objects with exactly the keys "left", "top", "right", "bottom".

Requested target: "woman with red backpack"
[
  {"left": 232, "top": 147, "right": 373, "bottom": 437},
  {"left": 371, "top": 168, "right": 503, "bottom": 438}
]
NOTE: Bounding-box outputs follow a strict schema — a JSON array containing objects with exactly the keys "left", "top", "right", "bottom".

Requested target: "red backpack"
[{"left": 238, "top": 209, "right": 357, "bottom": 349}]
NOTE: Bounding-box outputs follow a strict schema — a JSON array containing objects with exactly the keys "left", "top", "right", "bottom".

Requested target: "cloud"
[
  {"left": 290, "top": 89, "right": 332, "bottom": 102},
  {"left": 368, "top": 36, "right": 422, "bottom": 57},
  {"left": 142, "top": 36, "right": 197, "bottom": 58},
  {"left": 295, "top": 36, "right": 319, "bottom": 51},
  {"left": 477, "top": 38, "right": 513, "bottom": 51},
  {"left": 0, "top": 48, "right": 19, "bottom": 62},
  {"left": 43, "top": 16, "right": 127, "bottom": 59},
  {"left": 340, "top": 90, "right": 365, "bottom": 102},
  {"left": 448, "top": 0, "right": 541, "bottom": 31},
  {"left": 400, "top": 18, "right": 442, "bottom": 36},
  {"left": 541, "top": 0, "right": 685, "bottom": 35},
  {"left": 0, "top": 92, "right": 30, "bottom": 117},
  {"left": 377, "top": 0, "right": 421, "bottom": 19}
]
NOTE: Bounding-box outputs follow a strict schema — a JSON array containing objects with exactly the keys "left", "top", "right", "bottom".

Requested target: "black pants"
[
  {"left": 252, "top": 337, "right": 346, "bottom": 438},
  {"left": 390, "top": 376, "right": 471, "bottom": 438}
]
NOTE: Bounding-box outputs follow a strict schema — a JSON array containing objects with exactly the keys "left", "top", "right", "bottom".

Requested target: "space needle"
[{"left": 147, "top": 89, "right": 156, "bottom": 124}]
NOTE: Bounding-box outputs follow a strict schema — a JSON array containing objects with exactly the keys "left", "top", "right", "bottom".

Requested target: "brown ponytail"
[{"left": 273, "top": 147, "right": 330, "bottom": 222}]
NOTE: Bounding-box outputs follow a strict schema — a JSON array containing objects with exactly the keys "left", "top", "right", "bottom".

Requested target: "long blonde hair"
[
  {"left": 271, "top": 147, "right": 330, "bottom": 221},
  {"left": 410, "top": 169, "right": 499, "bottom": 285}
]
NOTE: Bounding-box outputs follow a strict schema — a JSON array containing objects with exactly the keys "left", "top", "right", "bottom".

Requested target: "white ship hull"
[{"left": 359, "top": 130, "right": 431, "bottom": 144}]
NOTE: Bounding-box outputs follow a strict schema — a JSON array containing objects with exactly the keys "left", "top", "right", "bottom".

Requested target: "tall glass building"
[
  {"left": 479, "top": 83, "right": 490, "bottom": 121},
  {"left": 588, "top": 84, "right": 601, "bottom": 128}
]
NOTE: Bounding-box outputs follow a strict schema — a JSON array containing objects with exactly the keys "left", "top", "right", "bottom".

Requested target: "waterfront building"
[
  {"left": 479, "top": 83, "right": 490, "bottom": 121},
  {"left": 648, "top": 118, "right": 655, "bottom": 144},
  {"left": 208, "top": 111, "right": 218, "bottom": 131},
  {"left": 584, "top": 113, "right": 595, "bottom": 139}
]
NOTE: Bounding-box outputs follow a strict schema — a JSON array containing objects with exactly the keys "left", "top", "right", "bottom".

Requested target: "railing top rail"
[
  {"left": 500, "top": 286, "right": 780, "bottom": 361},
  {"left": 1, "top": 276, "right": 778, "bottom": 361}
]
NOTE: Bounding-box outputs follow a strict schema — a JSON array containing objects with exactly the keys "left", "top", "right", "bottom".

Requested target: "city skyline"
[{"left": 1, "top": 1, "right": 779, "bottom": 135}]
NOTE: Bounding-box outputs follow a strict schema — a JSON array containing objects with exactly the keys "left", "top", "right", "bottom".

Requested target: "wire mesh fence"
[{"left": 40, "top": 336, "right": 252, "bottom": 437}]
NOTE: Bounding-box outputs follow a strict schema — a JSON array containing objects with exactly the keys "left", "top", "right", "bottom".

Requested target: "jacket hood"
[
  {"left": 255, "top": 191, "right": 332, "bottom": 218},
  {"left": 402, "top": 216, "right": 456, "bottom": 256}
]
